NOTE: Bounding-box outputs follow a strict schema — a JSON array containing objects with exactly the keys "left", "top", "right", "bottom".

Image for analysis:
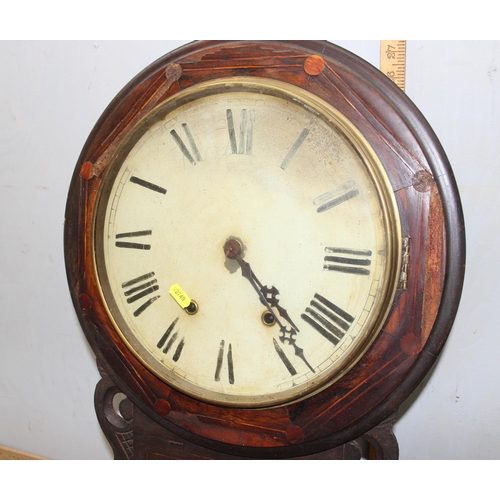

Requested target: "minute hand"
[{"left": 232, "top": 254, "right": 315, "bottom": 373}]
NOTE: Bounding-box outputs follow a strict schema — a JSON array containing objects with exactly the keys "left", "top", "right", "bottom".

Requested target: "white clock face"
[{"left": 94, "top": 78, "right": 401, "bottom": 408}]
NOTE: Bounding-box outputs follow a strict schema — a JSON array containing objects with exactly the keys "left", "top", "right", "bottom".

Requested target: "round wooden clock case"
[{"left": 64, "top": 40, "right": 465, "bottom": 459}]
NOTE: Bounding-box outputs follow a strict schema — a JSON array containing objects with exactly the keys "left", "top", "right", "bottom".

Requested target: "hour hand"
[
  {"left": 224, "top": 239, "right": 284, "bottom": 325},
  {"left": 236, "top": 262, "right": 297, "bottom": 330},
  {"left": 224, "top": 239, "right": 313, "bottom": 373},
  {"left": 233, "top": 254, "right": 278, "bottom": 320},
  {"left": 224, "top": 239, "right": 299, "bottom": 333},
  {"left": 223, "top": 239, "right": 258, "bottom": 288},
  {"left": 259, "top": 285, "right": 299, "bottom": 332}
]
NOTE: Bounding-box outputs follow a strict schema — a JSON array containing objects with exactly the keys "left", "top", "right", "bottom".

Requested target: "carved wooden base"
[{"left": 95, "top": 364, "right": 399, "bottom": 460}]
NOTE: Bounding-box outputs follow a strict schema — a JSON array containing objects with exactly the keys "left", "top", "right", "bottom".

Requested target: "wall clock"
[{"left": 64, "top": 40, "right": 465, "bottom": 459}]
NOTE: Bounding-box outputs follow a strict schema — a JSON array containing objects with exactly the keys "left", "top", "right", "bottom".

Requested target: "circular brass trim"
[{"left": 92, "top": 77, "right": 402, "bottom": 408}]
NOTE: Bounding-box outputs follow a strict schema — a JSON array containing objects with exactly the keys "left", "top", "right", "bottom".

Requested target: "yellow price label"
[{"left": 169, "top": 284, "right": 191, "bottom": 309}]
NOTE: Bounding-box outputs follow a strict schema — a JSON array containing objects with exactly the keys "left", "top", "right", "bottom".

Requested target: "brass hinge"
[{"left": 398, "top": 236, "right": 411, "bottom": 290}]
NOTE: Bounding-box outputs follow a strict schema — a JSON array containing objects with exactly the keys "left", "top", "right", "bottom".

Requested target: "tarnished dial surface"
[{"left": 93, "top": 77, "right": 401, "bottom": 408}]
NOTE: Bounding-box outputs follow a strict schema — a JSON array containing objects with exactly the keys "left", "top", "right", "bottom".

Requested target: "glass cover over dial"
[{"left": 94, "top": 78, "right": 401, "bottom": 408}]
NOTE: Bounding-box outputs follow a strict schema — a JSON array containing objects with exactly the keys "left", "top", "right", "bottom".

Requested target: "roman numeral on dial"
[
  {"left": 279, "top": 128, "right": 309, "bottom": 170},
  {"left": 226, "top": 109, "right": 254, "bottom": 155},
  {"left": 157, "top": 317, "right": 185, "bottom": 362},
  {"left": 129, "top": 176, "right": 167, "bottom": 195},
  {"left": 301, "top": 293, "right": 354, "bottom": 345},
  {"left": 115, "top": 229, "right": 152, "bottom": 250},
  {"left": 171, "top": 123, "right": 202, "bottom": 165},
  {"left": 214, "top": 339, "right": 235, "bottom": 384},
  {"left": 273, "top": 338, "right": 297, "bottom": 376},
  {"left": 121, "top": 272, "right": 160, "bottom": 317},
  {"left": 314, "top": 180, "right": 359, "bottom": 213},
  {"left": 324, "top": 247, "right": 372, "bottom": 275}
]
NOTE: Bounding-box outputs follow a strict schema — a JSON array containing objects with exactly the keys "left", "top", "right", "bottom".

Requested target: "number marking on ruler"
[{"left": 380, "top": 40, "right": 406, "bottom": 92}]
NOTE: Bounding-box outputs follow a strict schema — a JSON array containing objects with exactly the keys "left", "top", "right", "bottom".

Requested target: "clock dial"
[{"left": 94, "top": 77, "right": 401, "bottom": 407}]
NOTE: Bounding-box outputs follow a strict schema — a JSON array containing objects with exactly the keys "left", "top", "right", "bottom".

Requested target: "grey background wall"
[{"left": 0, "top": 40, "right": 497, "bottom": 459}]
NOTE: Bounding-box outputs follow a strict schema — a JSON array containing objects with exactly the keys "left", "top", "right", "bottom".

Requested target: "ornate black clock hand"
[
  {"left": 224, "top": 240, "right": 295, "bottom": 327},
  {"left": 231, "top": 252, "right": 281, "bottom": 323},
  {"left": 224, "top": 239, "right": 315, "bottom": 373},
  {"left": 259, "top": 285, "right": 300, "bottom": 332},
  {"left": 224, "top": 240, "right": 286, "bottom": 325}
]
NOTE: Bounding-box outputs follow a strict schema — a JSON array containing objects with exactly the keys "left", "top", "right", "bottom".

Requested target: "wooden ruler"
[
  {"left": 0, "top": 445, "right": 45, "bottom": 460},
  {"left": 380, "top": 40, "right": 406, "bottom": 92}
]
